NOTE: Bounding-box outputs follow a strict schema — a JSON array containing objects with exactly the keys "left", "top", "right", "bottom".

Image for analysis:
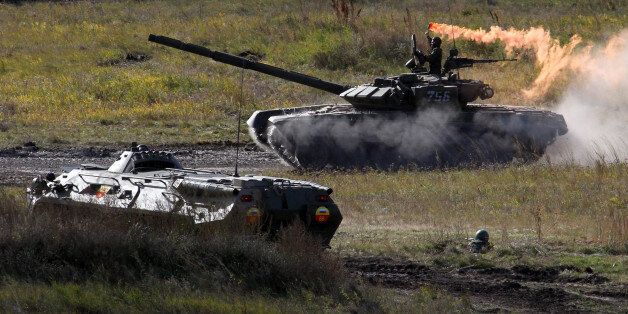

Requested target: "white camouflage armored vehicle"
[{"left": 27, "top": 144, "right": 342, "bottom": 245}]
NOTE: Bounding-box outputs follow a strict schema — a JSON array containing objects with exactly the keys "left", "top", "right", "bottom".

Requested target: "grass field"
[
  {"left": 1, "top": 161, "right": 625, "bottom": 311},
  {"left": 0, "top": 0, "right": 626, "bottom": 146},
  {"left": 0, "top": 188, "right": 469, "bottom": 312},
  {"left": 0, "top": 0, "right": 626, "bottom": 311},
  {"left": 282, "top": 162, "right": 627, "bottom": 280}
]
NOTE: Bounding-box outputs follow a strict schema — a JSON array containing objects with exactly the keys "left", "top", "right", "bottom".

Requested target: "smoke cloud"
[
  {"left": 547, "top": 31, "right": 628, "bottom": 164},
  {"left": 428, "top": 22, "right": 589, "bottom": 99},
  {"left": 429, "top": 23, "right": 627, "bottom": 164}
]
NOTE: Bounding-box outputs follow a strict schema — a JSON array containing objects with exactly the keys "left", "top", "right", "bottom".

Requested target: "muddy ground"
[
  {"left": 345, "top": 256, "right": 627, "bottom": 312},
  {"left": 1, "top": 144, "right": 626, "bottom": 312}
]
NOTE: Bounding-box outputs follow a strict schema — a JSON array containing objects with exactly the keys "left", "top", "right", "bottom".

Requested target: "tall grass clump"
[{"left": 0, "top": 189, "right": 348, "bottom": 296}]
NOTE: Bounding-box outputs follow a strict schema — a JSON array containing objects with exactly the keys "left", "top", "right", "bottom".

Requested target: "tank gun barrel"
[{"left": 148, "top": 34, "right": 349, "bottom": 95}]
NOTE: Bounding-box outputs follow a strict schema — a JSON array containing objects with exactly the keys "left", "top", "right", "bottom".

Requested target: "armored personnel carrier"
[
  {"left": 149, "top": 34, "right": 568, "bottom": 170},
  {"left": 27, "top": 144, "right": 342, "bottom": 245}
]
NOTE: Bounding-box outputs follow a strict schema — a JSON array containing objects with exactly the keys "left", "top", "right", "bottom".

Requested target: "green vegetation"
[
  {"left": 0, "top": 0, "right": 625, "bottom": 146},
  {"left": 0, "top": 281, "right": 469, "bottom": 313},
  {"left": 2, "top": 162, "right": 624, "bottom": 311},
  {"left": 1, "top": 161, "right": 625, "bottom": 310}
]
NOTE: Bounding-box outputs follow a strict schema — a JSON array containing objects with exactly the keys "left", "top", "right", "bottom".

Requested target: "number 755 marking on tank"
[{"left": 426, "top": 90, "right": 451, "bottom": 102}]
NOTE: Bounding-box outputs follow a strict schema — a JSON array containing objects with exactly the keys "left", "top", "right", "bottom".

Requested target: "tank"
[
  {"left": 27, "top": 143, "right": 342, "bottom": 246},
  {"left": 148, "top": 34, "right": 568, "bottom": 170}
]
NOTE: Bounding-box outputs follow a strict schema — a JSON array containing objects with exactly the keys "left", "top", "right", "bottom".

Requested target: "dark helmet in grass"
[
  {"left": 469, "top": 229, "right": 491, "bottom": 253},
  {"left": 474, "top": 229, "right": 489, "bottom": 243}
]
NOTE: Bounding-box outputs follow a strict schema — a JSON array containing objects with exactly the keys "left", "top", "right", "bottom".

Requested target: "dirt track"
[
  {"left": 345, "top": 256, "right": 627, "bottom": 312},
  {"left": 0, "top": 144, "right": 287, "bottom": 186}
]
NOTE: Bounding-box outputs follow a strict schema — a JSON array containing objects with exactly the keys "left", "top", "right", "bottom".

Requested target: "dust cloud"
[
  {"left": 548, "top": 31, "right": 628, "bottom": 164},
  {"left": 272, "top": 105, "right": 518, "bottom": 168},
  {"left": 286, "top": 107, "right": 459, "bottom": 160},
  {"left": 429, "top": 23, "right": 627, "bottom": 164}
]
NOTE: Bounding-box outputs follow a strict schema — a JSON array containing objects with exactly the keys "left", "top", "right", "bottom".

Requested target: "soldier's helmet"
[
  {"left": 431, "top": 36, "right": 442, "bottom": 48},
  {"left": 474, "top": 229, "right": 489, "bottom": 243}
]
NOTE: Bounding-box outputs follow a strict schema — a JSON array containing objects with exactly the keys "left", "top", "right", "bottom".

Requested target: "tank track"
[
  {"left": 266, "top": 125, "right": 546, "bottom": 170},
  {"left": 254, "top": 104, "right": 566, "bottom": 170},
  {"left": 266, "top": 125, "right": 302, "bottom": 168}
]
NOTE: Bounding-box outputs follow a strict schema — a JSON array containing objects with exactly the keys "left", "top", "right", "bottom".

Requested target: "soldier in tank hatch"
[{"left": 419, "top": 31, "right": 443, "bottom": 75}]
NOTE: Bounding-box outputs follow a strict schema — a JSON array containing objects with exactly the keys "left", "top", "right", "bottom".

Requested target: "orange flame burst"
[{"left": 427, "top": 22, "right": 607, "bottom": 99}]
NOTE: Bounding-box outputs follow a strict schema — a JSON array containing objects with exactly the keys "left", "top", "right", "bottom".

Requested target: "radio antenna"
[
  {"left": 233, "top": 63, "right": 244, "bottom": 177},
  {"left": 448, "top": 0, "right": 456, "bottom": 49},
  {"left": 447, "top": 0, "right": 460, "bottom": 77},
  {"left": 487, "top": 1, "right": 507, "bottom": 61}
]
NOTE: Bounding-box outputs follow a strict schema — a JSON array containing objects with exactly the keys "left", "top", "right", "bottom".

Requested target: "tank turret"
[{"left": 149, "top": 34, "right": 516, "bottom": 111}]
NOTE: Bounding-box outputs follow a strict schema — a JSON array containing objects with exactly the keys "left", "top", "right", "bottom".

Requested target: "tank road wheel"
[
  {"left": 363, "top": 143, "right": 395, "bottom": 170},
  {"left": 472, "top": 132, "right": 516, "bottom": 165},
  {"left": 435, "top": 129, "right": 476, "bottom": 168}
]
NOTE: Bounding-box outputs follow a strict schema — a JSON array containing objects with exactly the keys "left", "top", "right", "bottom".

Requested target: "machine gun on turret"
[
  {"left": 443, "top": 48, "right": 516, "bottom": 73},
  {"left": 404, "top": 34, "right": 428, "bottom": 73}
]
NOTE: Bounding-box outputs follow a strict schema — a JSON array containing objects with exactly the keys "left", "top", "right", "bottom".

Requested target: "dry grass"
[
  {"left": 0, "top": 187, "right": 473, "bottom": 312},
  {"left": 0, "top": 189, "right": 347, "bottom": 295},
  {"left": 0, "top": 0, "right": 625, "bottom": 146},
  {"left": 278, "top": 162, "right": 627, "bottom": 280},
  {"left": 288, "top": 163, "right": 627, "bottom": 246}
]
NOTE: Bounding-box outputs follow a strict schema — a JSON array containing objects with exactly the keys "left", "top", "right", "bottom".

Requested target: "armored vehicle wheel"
[
  {"left": 513, "top": 136, "right": 548, "bottom": 163},
  {"left": 267, "top": 125, "right": 333, "bottom": 170}
]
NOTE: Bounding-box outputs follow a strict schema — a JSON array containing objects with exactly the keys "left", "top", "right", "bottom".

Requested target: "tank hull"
[{"left": 248, "top": 104, "right": 568, "bottom": 170}]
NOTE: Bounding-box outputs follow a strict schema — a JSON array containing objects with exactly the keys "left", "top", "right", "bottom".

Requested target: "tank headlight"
[
  {"left": 245, "top": 207, "right": 262, "bottom": 224},
  {"left": 314, "top": 206, "right": 331, "bottom": 223}
]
